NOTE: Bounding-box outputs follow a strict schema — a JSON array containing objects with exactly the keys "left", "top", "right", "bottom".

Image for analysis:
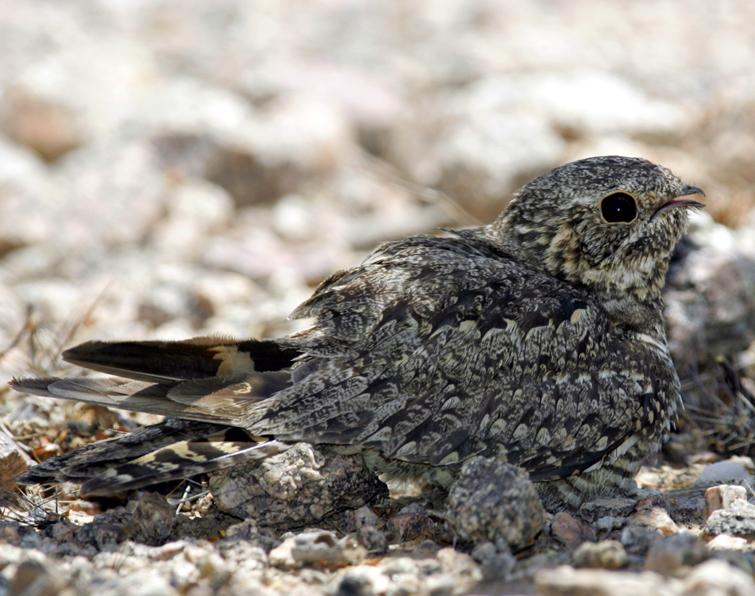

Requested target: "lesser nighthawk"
[{"left": 11, "top": 156, "right": 704, "bottom": 507}]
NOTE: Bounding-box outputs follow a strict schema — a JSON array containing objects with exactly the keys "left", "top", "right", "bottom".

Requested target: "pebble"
[
  {"left": 644, "top": 532, "right": 708, "bottom": 575},
  {"left": 628, "top": 501, "right": 679, "bottom": 536},
  {"left": 552, "top": 511, "right": 596, "bottom": 548},
  {"left": 446, "top": 457, "right": 544, "bottom": 550},
  {"left": 573, "top": 540, "right": 628, "bottom": 570},
  {"left": 269, "top": 530, "right": 366, "bottom": 570},
  {"left": 705, "top": 499, "right": 755, "bottom": 538},
  {"left": 706, "top": 533, "right": 749, "bottom": 551},
  {"left": 535, "top": 566, "right": 667, "bottom": 596},
  {"left": 704, "top": 484, "right": 748, "bottom": 519},
  {"left": 210, "top": 443, "right": 387, "bottom": 528},
  {"left": 680, "top": 559, "right": 755, "bottom": 595}
]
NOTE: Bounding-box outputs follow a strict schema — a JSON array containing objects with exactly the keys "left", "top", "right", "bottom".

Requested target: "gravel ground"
[{"left": 1, "top": 1, "right": 755, "bottom": 594}]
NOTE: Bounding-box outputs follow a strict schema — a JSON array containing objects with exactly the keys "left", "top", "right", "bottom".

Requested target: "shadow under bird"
[{"left": 10, "top": 155, "right": 705, "bottom": 508}]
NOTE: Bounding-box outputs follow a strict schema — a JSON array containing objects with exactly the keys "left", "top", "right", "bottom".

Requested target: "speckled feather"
[{"left": 11, "top": 156, "right": 702, "bottom": 506}]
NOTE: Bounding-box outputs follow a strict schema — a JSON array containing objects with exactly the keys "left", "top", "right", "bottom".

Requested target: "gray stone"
[
  {"left": 269, "top": 530, "right": 366, "bottom": 569},
  {"left": 705, "top": 499, "right": 755, "bottom": 538},
  {"left": 535, "top": 566, "right": 669, "bottom": 596},
  {"left": 644, "top": 532, "right": 707, "bottom": 575},
  {"left": 446, "top": 458, "right": 544, "bottom": 550},
  {"left": 210, "top": 443, "right": 387, "bottom": 528},
  {"left": 573, "top": 540, "right": 628, "bottom": 570},
  {"left": 680, "top": 559, "right": 755, "bottom": 595}
]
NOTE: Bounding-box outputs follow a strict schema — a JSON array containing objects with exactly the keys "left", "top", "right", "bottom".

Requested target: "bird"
[{"left": 10, "top": 156, "right": 705, "bottom": 508}]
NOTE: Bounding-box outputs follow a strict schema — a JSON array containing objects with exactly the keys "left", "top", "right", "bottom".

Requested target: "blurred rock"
[
  {"left": 695, "top": 459, "right": 753, "bottom": 487},
  {"left": 8, "top": 559, "right": 72, "bottom": 596},
  {"left": 573, "top": 540, "right": 628, "bottom": 570},
  {"left": 1, "top": 86, "right": 84, "bottom": 161},
  {"left": 210, "top": 443, "right": 387, "bottom": 527},
  {"left": 644, "top": 532, "right": 707, "bottom": 575},
  {"left": 706, "top": 534, "right": 749, "bottom": 551},
  {"left": 536, "top": 566, "right": 667, "bottom": 596},
  {"left": 406, "top": 105, "right": 564, "bottom": 221},
  {"left": 680, "top": 559, "right": 755, "bottom": 595},
  {"left": 628, "top": 502, "right": 680, "bottom": 536},
  {"left": 705, "top": 485, "right": 748, "bottom": 519},
  {"left": 552, "top": 511, "right": 596, "bottom": 548},
  {"left": 269, "top": 530, "right": 366, "bottom": 570},
  {"left": 666, "top": 215, "right": 755, "bottom": 371},
  {"left": 705, "top": 499, "right": 755, "bottom": 538},
  {"left": 619, "top": 525, "right": 663, "bottom": 558},
  {"left": 387, "top": 502, "right": 447, "bottom": 544},
  {"left": 470, "top": 541, "right": 516, "bottom": 582},
  {"left": 333, "top": 549, "right": 481, "bottom": 596},
  {"left": 446, "top": 457, "right": 544, "bottom": 550}
]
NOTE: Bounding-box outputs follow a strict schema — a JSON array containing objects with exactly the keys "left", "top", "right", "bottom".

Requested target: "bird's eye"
[{"left": 600, "top": 192, "right": 638, "bottom": 223}]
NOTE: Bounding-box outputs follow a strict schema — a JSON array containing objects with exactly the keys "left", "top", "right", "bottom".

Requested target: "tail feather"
[
  {"left": 78, "top": 439, "right": 289, "bottom": 496},
  {"left": 9, "top": 371, "right": 287, "bottom": 425},
  {"left": 10, "top": 335, "right": 301, "bottom": 495},
  {"left": 17, "top": 419, "right": 226, "bottom": 484},
  {"left": 16, "top": 417, "right": 289, "bottom": 497},
  {"left": 62, "top": 337, "right": 301, "bottom": 383}
]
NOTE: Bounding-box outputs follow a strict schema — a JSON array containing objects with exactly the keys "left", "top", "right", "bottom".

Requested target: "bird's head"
[{"left": 491, "top": 156, "right": 704, "bottom": 303}]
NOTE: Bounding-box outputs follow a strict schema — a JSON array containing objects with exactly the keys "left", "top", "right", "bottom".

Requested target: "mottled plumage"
[{"left": 11, "top": 156, "right": 704, "bottom": 507}]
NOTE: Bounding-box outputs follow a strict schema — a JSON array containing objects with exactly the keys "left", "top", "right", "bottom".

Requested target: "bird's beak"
[{"left": 654, "top": 185, "right": 706, "bottom": 218}]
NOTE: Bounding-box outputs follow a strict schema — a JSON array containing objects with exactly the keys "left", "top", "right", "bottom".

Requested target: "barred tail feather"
[
  {"left": 9, "top": 370, "right": 290, "bottom": 426},
  {"left": 78, "top": 439, "right": 290, "bottom": 497}
]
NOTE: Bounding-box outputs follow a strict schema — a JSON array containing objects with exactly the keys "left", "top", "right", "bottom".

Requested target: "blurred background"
[{"left": 0, "top": 0, "right": 754, "bottom": 381}]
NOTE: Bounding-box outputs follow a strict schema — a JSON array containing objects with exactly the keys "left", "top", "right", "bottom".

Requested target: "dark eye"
[{"left": 600, "top": 192, "right": 638, "bottom": 223}]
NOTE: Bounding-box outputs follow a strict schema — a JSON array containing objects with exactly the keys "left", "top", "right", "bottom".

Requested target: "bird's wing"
[{"left": 247, "top": 233, "right": 675, "bottom": 479}]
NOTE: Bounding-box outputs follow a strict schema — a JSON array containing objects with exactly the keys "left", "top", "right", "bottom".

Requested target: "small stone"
[
  {"left": 680, "top": 559, "right": 755, "bottom": 595},
  {"left": 352, "top": 505, "right": 379, "bottom": 529},
  {"left": 696, "top": 461, "right": 753, "bottom": 487},
  {"left": 270, "top": 530, "right": 366, "bottom": 570},
  {"left": 356, "top": 525, "right": 388, "bottom": 554},
  {"left": 706, "top": 533, "right": 749, "bottom": 551},
  {"left": 619, "top": 525, "right": 662, "bottom": 557},
  {"left": 210, "top": 443, "right": 387, "bottom": 527},
  {"left": 552, "top": 511, "right": 596, "bottom": 548},
  {"left": 435, "top": 547, "right": 483, "bottom": 590},
  {"left": 536, "top": 566, "right": 667, "bottom": 596},
  {"left": 705, "top": 485, "right": 748, "bottom": 519},
  {"left": 644, "top": 532, "right": 707, "bottom": 575},
  {"left": 9, "top": 559, "right": 72, "bottom": 596},
  {"left": 705, "top": 499, "right": 755, "bottom": 538},
  {"left": 446, "top": 457, "right": 544, "bottom": 550},
  {"left": 573, "top": 540, "right": 628, "bottom": 569},
  {"left": 334, "top": 565, "right": 390, "bottom": 596},
  {"left": 628, "top": 502, "right": 679, "bottom": 536},
  {"left": 387, "top": 502, "right": 445, "bottom": 543},
  {"left": 129, "top": 492, "right": 177, "bottom": 545},
  {"left": 471, "top": 541, "right": 516, "bottom": 581}
]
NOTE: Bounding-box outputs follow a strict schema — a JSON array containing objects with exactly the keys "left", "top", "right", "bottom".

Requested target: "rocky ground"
[{"left": 1, "top": 1, "right": 755, "bottom": 594}]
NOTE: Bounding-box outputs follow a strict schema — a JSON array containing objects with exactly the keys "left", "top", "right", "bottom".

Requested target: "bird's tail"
[
  {"left": 9, "top": 336, "right": 301, "bottom": 494},
  {"left": 9, "top": 336, "right": 301, "bottom": 425},
  {"left": 60, "top": 336, "right": 301, "bottom": 382},
  {"left": 16, "top": 419, "right": 289, "bottom": 497}
]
